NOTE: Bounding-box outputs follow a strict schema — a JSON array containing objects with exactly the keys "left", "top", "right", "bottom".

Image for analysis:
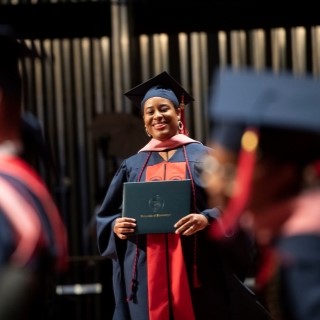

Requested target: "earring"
[
  {"left": 145, "top": 128, "right": 152, "bottom": 138},
  {"left": 178, "top": 120, "right": 184, "bottom": 132}
]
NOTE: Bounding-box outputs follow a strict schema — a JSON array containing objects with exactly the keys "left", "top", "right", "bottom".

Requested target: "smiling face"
[{"left": 142, "top": 96, "right": 181, "bottom": 141}]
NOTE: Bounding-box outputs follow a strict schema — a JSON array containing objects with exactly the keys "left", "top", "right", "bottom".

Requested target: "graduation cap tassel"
[
  {"left": 192, "top": 235, "right": 201, "bottom": 288},
  {"left": 183, "top": 145, "right": 201, "bottom": 288},
  {"left": 127, "top": 236, "right": 139, "bottom": 303},
  {"left": 210, "top": 128, "right": 259, "bottom": 239},
  {"left": 255, "top": 246, "right": 278, "bottom": 290},
  {"left": 179, "top": 94, "right": 189, "bottom": 136}
]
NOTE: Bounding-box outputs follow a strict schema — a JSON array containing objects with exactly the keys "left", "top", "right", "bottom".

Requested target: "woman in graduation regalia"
[{"left": 96, "top": 71, "right": 268, "bottom": 320}]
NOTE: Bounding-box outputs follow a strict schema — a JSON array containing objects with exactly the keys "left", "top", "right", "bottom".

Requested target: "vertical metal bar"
[
  {"left": 190, "top": 32, "right": 204, "bottom": 142},
  {"left": 178, "top": 33, "right": 189, "bottom": 80},
  {"left": 95, "top": 37, "right": 112, "bottom": 190},
  {"left": 81, "top": 37, "right": 97, "bottom": 254},
  {"left": 100, "top": 37, "right": 112, "bottom": 113},
  {"left": 140, "top": 35, "right": 150, "bottom": 79},
  {"left": 271, "top": 28, "right": 287, "bottom": 72},
  {"left": 33, "top": 39, "right": 45, "bottom": 123},
  {"left": 22, "top": 39, "right": 37, "bottom": 112},
  {"left": 291, "top": 26, "right": 307, "bottom": 75},
  {"left": 111, "top": 1, "right": 123, "bottom": 112},
  {"left": 218, "top": 31, "right": 228, "bottom": 68},
  {"left": 52, "top": 38, "right": 68, "bottom": 221},
  {"left": 120, "top": 3, "right": 131, "bottom": 113},
  {"left": 42, "top": 39, "right": 57, "bottom": 188},
  {"left": 82, "top": 38, "right": 92, "bottom": 122},
  {"left": 93, "top": 38, "right": 104, "bottom": 115},
  {"left": 160, "top": 33, "right": 169, "bottom": 72},
  {"left": 199, "top": 32, "right": 209, "bottom": 141},
  {"left": 178, "top": 32, "right": 191, "bottom": 133},
  {"left": 230, "top": 30, "right": 247, "bottom": 68},
  {"left": 32, "top": 38, "right": 50, "bottom": 190},
  {"left": 153, "top": 33, "right": 169, "bottom": 74},
  {"left": 73, "top": 38, "right": 89, "bottom": 255},
  {"left": 153, "top": 34, "right": 161, "bottom": 73},
  {"left": 61, "top": 38, "right": 77, "bottom": 252},
  {"left": 250, "top": 29, "right": 266, "bottom": 71},
  {"left": 311, "top": 26, "right": 320, "bottom": 77}
]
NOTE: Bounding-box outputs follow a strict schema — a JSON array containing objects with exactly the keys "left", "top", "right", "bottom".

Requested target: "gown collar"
[{"left": 138, "top": 134, "right": 201, "bottom": 152}]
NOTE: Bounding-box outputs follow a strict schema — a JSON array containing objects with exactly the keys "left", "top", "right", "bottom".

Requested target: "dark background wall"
[
  {"left": 1, "top": 1, "right": 320, "bottom": 38},
  {"left": 1, "top": 1, "right": 319, "bottom": 319}
]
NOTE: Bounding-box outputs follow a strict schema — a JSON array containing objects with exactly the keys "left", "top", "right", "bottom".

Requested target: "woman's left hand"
[{"left": 174, "top": 214, "right": 209, "bottom": 236}]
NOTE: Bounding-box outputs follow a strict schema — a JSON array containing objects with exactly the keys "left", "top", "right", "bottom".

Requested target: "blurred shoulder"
[{"left": 186, "top": 142, "right": 212, "bottom": 159}]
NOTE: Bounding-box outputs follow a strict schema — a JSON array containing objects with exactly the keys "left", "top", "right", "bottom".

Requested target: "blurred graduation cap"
[
  {"left": 210, "top": 67, "right": 320, "bottom": 159},
  {"left": 210, "top": 67, "right": 320, "bottom": 134},
  {"left": 124, "top": 71, "right": 194, "bottom": 135},
  {"left": 0, "top": 24, "right": 39, "bottom": 62},
  {"left": 208, "top": 67, "right": 320, "bottom": 238},
  {"left": 20, "top": 112, "right": 57, "bottom": 176},
  {"left": 0, "top": 24, "right": 39, "bottom": 89}
]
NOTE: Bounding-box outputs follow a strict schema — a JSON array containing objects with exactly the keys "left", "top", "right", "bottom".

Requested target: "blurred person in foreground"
[
  {"left": 0, "top": 25, "right": 68, "bottom": 320},
  {"left": 202, "top": 67, "right": 320, "bottom": 320},
  {"left": 96, "top": 71, "right": 270, "bottom": 319}
]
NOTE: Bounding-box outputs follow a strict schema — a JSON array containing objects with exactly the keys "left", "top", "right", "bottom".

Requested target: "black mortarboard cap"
[{"left": 124, "top": 71, "right": 194, "bottom": 108}]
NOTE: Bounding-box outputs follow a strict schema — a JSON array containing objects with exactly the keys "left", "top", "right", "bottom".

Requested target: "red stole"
[
  {"left": 0, "top": 175, "right": 42, "bottom": 265},
  {"left": 0, "top": 156, "right": 68, "bottom": 271},
  {"left": 211, "top": 129, "right": 258, "bottom": 239},
  {"left": 146, "top": 162, "right": 195, "bottom": 320}
]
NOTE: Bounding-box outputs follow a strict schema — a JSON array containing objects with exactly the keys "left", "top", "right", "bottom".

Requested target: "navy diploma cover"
[{"left": 122, "top": 179, "right": 191, "bottom": 234}]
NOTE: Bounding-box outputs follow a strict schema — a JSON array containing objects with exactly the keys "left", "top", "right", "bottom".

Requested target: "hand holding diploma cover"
[
  {"left": 97, "top": 71, "right": 270, "bottom": 320},
  {"left": 122, "top": 179, "right": 191, "bottom": 234}
]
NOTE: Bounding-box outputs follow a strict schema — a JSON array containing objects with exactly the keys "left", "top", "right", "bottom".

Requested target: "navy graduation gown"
[{"left": 97, "top": 142, "right": 268, "bottom": 320}]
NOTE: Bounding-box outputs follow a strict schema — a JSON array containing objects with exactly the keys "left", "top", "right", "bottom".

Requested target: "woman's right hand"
[{"left": 114, "top": 217, "right": 136, "bottom": 239}]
